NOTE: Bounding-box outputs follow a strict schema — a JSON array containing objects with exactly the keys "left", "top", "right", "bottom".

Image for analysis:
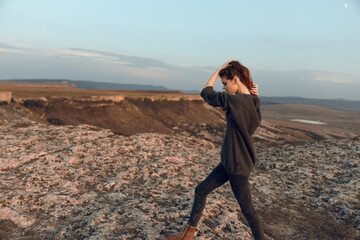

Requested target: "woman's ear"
[{"left": 233, "top": 76, "right": 240, "bottom": 84}]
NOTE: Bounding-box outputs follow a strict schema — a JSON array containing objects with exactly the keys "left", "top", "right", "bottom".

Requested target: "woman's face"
[{"left": 221, "top": 77, "right": 238, "bottom": 95}]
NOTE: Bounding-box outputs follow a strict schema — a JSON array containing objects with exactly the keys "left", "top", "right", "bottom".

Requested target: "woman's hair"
[{"left": 219, "top": 60, "right": 254, "bottom": 89}]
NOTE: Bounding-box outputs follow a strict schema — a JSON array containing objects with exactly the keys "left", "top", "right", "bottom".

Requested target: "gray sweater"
[{"left": 201, "top": 86, "right": 262, "bottom": 176}]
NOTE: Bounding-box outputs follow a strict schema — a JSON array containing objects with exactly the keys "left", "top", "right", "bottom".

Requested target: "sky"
[{"left": 0, "top": 0, "right": 359, "bottom": 100}]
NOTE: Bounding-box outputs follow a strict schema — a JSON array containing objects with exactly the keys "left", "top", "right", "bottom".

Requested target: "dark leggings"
[{"left": 188, "top": 163, "right": 265, "bottom": 240}]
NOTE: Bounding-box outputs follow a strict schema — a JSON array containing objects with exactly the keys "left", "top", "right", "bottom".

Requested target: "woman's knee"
[
  {"left": 194, "top": 183, "right": 207, "bottom": 198},
  {"left": 241, "top": 203, "right": 257, "bottom": 218}
]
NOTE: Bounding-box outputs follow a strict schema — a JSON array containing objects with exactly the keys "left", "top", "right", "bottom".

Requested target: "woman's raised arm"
[{"left": 205, "top": 60, "right": 235, "bottom": 87}]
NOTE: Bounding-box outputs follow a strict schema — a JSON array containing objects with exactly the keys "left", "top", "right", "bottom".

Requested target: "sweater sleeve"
[{"left": 200, "top": 86, "right": 228, "bottom": 110}]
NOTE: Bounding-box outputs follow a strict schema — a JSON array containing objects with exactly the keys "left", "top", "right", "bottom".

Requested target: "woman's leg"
[
  {"left": 228, "top": 175, "right": 265, "bottom": 240},
  {"left": 187, "top": 163, "right": 228, "bottom": 227}
]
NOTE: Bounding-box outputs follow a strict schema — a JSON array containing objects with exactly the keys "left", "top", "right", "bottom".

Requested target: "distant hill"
[
  {"left": 261, "top": 96, "right": 360, "bottom": 112},
  {"left": 2, "top": 79, "right": 359, "bottom": 112},
  {"left": 2, "top": 79, "right": 170, "bottom": 91}
]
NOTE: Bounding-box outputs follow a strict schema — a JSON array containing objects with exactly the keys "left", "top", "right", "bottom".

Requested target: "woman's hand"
[
  {"left": 250, "top": 84, "right": 259, "bottom": 96},
  {"left": 210, "top": 59, "right": 259, "bottom": 96},
  {"left": 205, "top": 60, "right": 236, "bottom": 88},
  {"left": 218, "top": 59, "right": 235, "bottom": 71}
]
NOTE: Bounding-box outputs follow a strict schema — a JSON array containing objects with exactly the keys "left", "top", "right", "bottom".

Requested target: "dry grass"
[
  {"left": 258, "top": 200, "right": 357, "bottom": 240},
  {"left": 0, "top": 220, "right": 17, "bottom": 239},
  {"left": 262, "top": 104, "right": 360, "bottom": 136},
  {"left": 0, "top": 82, "right": 195, "bottom": 99}
]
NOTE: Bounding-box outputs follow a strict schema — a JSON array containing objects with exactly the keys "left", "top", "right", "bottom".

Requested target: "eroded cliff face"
[
  {"left": 13, "top": 97, "right": 224, "bottom": 137},
  {"left": 5, "top": 93, "right": 356, "bottom": 148}
]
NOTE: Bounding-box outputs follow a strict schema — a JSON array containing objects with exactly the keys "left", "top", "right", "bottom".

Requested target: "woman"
[{"left": 165, "top": 60, "right": 265, "bottom": 240}]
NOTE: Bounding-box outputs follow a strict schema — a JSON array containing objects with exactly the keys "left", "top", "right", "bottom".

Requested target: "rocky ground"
[{"left": 0, "top": 103, "right": 359, "bottom": 239}]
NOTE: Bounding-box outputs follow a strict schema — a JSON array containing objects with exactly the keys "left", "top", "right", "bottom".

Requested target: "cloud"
[
  {"left": 57, "top": 48, "right": 213, "bottom": 83},
  {"left": 311, "top": 71, "right": 359, "bottom": 84},
  {"left": 0, "top": 42, "right": 25, "bottom": 50},
  {"left": 260, "top": 38, "right": 278, "bottom": 45},
  {"left": 67, "top": 48, "right": 171, "bottom": 69},
  {"left": 313, "top": 77, "right": 348, "bottom": 84},
  {"left": 60, "top": 49, "right": 121, "bottom": 63},
  {"left": 252, "top": 69, "right": 360, "bottom": 100},
  {"left": 0, "top": 42, "right": 26, "bottom": 53},
  {"left": 59, "top": 48, "right": 182, "bottom": 80},
  {"left": 0, "top": 43, "right": 212, "bottom": 89}
]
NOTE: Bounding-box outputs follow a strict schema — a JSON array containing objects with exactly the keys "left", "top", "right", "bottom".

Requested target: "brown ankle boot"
[{"left": 165, "top": 225, "right": 197, "bottom": 240}]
